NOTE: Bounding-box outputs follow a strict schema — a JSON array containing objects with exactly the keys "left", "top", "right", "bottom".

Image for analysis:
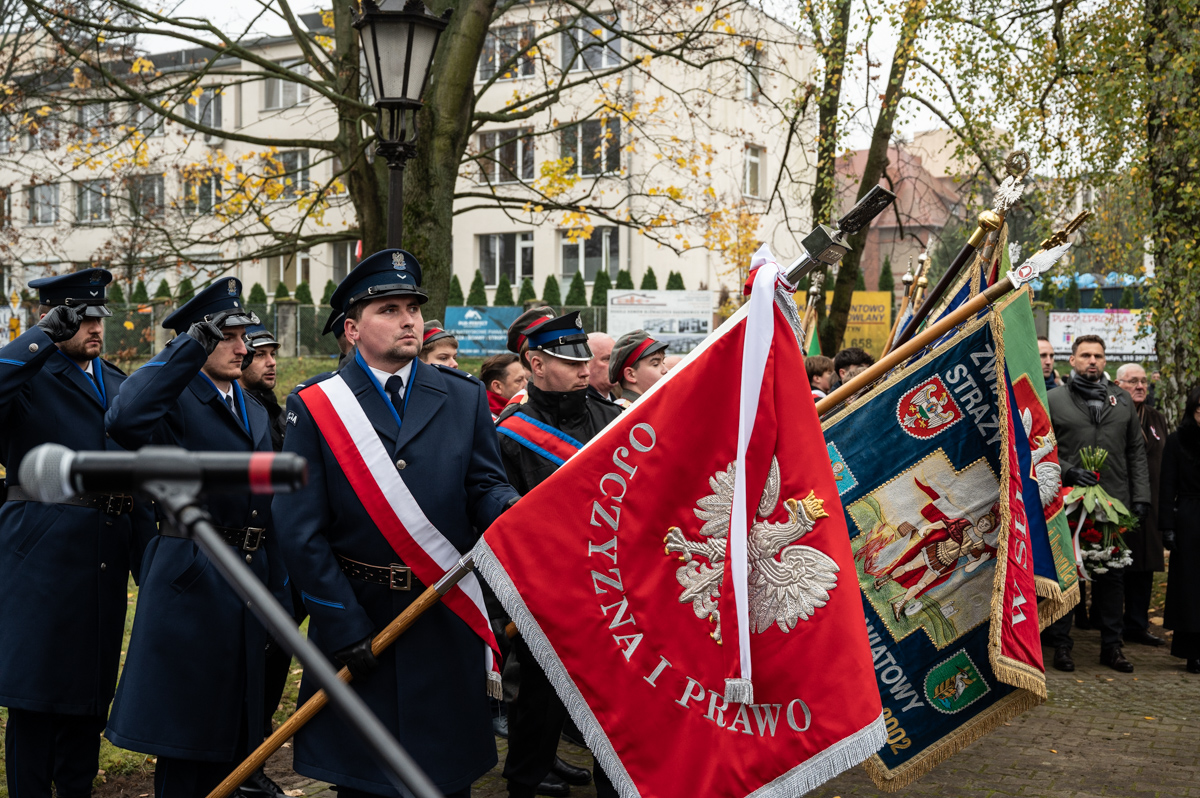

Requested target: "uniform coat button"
[
  {"left": 100, "top": 563, "right": 107, "bottom": 571},
  {"left": 395, "top": 459, "right": 406, "bottom": 470},
  {"left": 28, "top": 343, "right": 38, "bottom": 353},
  {"left": 245, "top": 554, "right": 253, "bottom": 564},
  {"left": 251, "top": 510, "right": 259, "bottom": 519}
]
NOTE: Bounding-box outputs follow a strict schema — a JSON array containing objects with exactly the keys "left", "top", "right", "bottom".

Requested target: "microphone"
[{"left": 19, "top": 444, "right": 308, "bottom": 503}]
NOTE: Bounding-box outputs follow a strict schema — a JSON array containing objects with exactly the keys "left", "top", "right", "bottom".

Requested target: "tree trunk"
[
  {"left": 809, "top": 0, "right": 852, "bottom": 356},
  {"left": 403, "top": 0, "right": 497, "bottom": 323},
  {"left": 821, "top": 0, "right": 926, "bottom": 355},
  {"left": 1144, "top": 0, "right": 1200, "bottom": 424}
]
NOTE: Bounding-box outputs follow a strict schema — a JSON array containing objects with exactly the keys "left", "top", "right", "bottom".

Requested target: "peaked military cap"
[
  {"left": 506, "top": 306, "right": 557, "bottom": 355},
  {"left": 523, "top": 310, "right": 592, "bottom": 362},
  {"left": 329, "top": 248, "right": 426, "bottom": 312},
  {"left": 609, "top": 329, "right": 669, "bottom": 384},
  {"left": 161, "top": 277, "right": 258, "bottom": 333},
  {"left": 29, "top": 267, "right": 114, "bottom": 318},
  {"left": 245, "top": 324, "right": 280, "bottom": 350},
  {"left": 423, "top": 319, "right": 455, "bottom": 347},
  {"left": 322, "top": 308, "right": 346, "bottom": 338}
]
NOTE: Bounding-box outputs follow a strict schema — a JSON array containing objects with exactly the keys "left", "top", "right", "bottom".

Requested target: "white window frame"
[
  {"left": 184, "top": 87, "right": 223, "bottom": 135},
  {"left": 331, "top": 241, "right": 359, "bottom": 282},
  {"left": 479, "top": 232, "right": 534, "bottom": 287},
  {"left": 743, "top": 47, "right": 762, "bottom": 103},
  {"left": 127, "top": 103, "right": 164, "bottom": 137},
  {"left": 561, "top": 226, "right": 618, "bottom": 284},
  {"left": 77, "top": 103, "right": 112, "bottom": 141},
  {"left": 263, "top": 62, "right": 312, "bottom": 110},
  {"left": 76, "top": 179, "right": 111, "bottom": 223},
  {"left": 29, "top": 183, "right": 60, "bottom": 226},
  {"left": 272, "top": 150, "right": 310, "bottom": 199},
  {"left": 184, "top": 173, "right": 220, "bottom": 215},
  {"left": 744, "top": 144, "right": 763, "bottom": 198},
  {"left": 478, "top": 128, "right": 535, "bottom": 184},
  {"left": 130, "top": 174, "right": 165, "bottom": 217},
  {"left": 28, "top": 116, "right": 58, "bottom": 151},
  {"left": 0, "top": 116, "right": 11, "bottom": 154},
  {"left": 562, "top": 14, "right": 622, "bottom": 72},
  {"left": 478, "top": 24, "right": 535, "bottom": 82},
  {"left": 561, "top": 119, "right": 621, "bottom": 177}
]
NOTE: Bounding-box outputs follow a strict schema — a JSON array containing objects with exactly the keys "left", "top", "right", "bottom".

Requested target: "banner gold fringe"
[
  {"left": 1036, "top": 579, "right": 1080, "bottom": 629},
  {"left": 862, "top": 689, "right": 1043, "bottom": 791}
]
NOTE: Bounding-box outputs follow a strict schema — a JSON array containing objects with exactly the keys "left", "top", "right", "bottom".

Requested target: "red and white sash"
[{"left": 299, "top": 374, "right": 502, "bottom": 695}]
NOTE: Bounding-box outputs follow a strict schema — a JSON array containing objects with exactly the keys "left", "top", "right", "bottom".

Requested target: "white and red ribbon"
[{"left": 300, "top": 375, "right": 502, "bottom": 691}]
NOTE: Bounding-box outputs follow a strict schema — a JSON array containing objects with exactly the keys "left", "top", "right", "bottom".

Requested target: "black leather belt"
[
  {"left": 159, "top": 524, "right": 265, "bottom": 551},
  {"left": 4, "top": 485, "right": 134, "bottom": 516},
  {"left": 336, "top": 554, "right": 413, "bottom": 591}
]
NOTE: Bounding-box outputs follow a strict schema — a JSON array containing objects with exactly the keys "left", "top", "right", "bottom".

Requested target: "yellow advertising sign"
[{"left": 792, "top": 290, "right": 894, "bottom": 359}]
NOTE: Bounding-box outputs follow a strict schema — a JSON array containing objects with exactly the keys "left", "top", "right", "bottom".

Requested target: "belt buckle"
[
  {"left": 243, "top": 527, "right": 265, "bottom": 552},
  {"left": 103, "top": 494, "right": 132, "bottom": 516},
  {"left": 389, "top": 565, "right": 412, "bottom": 591}
]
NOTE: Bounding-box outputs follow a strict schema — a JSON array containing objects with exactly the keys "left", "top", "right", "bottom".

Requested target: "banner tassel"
[
  {"left": 724, "top": 677, "right": 754, "bottom": 705},
  {"left": 487, "top": 669, "right": 503, "bottom": 700}
]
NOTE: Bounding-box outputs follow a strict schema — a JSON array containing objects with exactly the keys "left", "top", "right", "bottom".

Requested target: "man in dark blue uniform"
[
  {"left": 273, "top": 249, "right": 518, "bottom": 798},
  {"left": 104, "top": 279, "right": 287, "bottom": 798},
  {"left": 0, "top": 269, "right": 153, "bottom": 798}
]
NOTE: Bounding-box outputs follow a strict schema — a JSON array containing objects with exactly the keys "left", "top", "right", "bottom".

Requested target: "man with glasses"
[{"left": 1115, "top": 363, "right": 1169, "bottom": 648}]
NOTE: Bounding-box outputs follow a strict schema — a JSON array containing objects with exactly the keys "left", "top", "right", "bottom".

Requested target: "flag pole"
[
  {"left": 205, "top": 557, "right": 475, "bottom": 798},
  {"left": 881, "top": 256, "right": 918, "bottom": 355}
]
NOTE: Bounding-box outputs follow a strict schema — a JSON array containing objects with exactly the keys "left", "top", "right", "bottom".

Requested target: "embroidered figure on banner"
[
  {"left": 827, "top": 442, "right": 858, "bottom": 497},
  {"left": 664, "top": 457, "right": 838, "bottom": 643},
  {"left": 896, "top": 376, "right": 964, "bottom": 439}
]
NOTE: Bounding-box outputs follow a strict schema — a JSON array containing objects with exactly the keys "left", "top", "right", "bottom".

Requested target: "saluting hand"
[
  {"left": 37, "top": 305, "right": 82, "bottom": 343},
  {"left": 187, "top": 310, "right": 229, "bottom": 356}
]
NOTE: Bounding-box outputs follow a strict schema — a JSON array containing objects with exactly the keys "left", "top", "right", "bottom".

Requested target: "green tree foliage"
[
  {"left": 1089, "top": 287, "right": 1106, "bottom": 309},
  {"left": 616, "top": 270, "right": 635, "bottom": 289},
  {"left": 1119, "top": 284, "right": 1137, "bottom": 309},
  {"left": 855, "top": 268, "right": 866, "bottom": 290},
  {"left": 666, "top": 270, "right": 685, "bottom": 290},
  {"left": 640, "top": 267, "right": 658, "bottom": 290},
  {"left": 542, "top": 275, "right": 562, "bottom": 306},
  {"left": 154, "top": 279, "right": 172, "bottom": 299},
  {"left": 321, "top": 279, "right": 337, "bottom": 305},
  {"left": 131, "top": 278, "right": 149, "bottom": 303},
  {"left": 564, "top": 272, "right": 588, "bottom": 306},
  {"left": 294, "top": 281, "right": 314, "bottom": 304},
  {"left": 1040, "top": 278, "right": 1059, "bottom": 309},
  {"left": 926, "top": 221, "right": 970, "bottom": 288},
  {"left": 493, "top": 274, "right": 515, "bottom": 306},
  {"left": 591, "top": 269, "right": 612, "bottom": 306},
  {"left": 248, "top": 283, "right": 268, "bottom": 304},
  {"left": 447, "top": 274, "right": 465, "bottom": 307},
  {"left": 466, "top": 270, "right": 488, "bottom": 306},
  {"left": 177, "top": 277, "right": 195, "bottom": 302},
  {"left": 1064, "top": 277, "right": 1082, "bottom": 311},
  {"left": 274, "top": 282, "right": 291, "bottom": 301},
  {"left": 518, "top": 278, "right": 537, "bottom": 304},
  {"left": 878, "top": 257, "right": 895, "bottom": 320},
  {"left": 108, "top": 280, "right": 126, "bottom": 304}
]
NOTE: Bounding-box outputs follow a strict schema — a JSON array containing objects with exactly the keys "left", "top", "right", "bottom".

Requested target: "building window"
[
  {"left": 77, "top": 103, "right": 112, "bottom": 141},
  {"left": 561, "top": 119, "right": 620, "bottom": 177},
  {"left": 478, "top": 128, "right": 534, "bottom": 184},
  {"left": 479, "top": 232, "right": 534, "bottom": 287},
  {"left": 184, "top": 173, "right": 220, "bottom": 215},
  {"left": 743, "top": 47, "right": 761, "bottom": 103},
  {"left": 27, "top": 116, "right": 58, "bottom": 151},
  {"left": 332, "top": 241, "right": 359, "bottom": 283},
  {"left": 263, "top": 63, "right": 312, "bottom": 110},
  {"left": 129, "top": 174, "right": 165, "bottom": 217},
  {"left": 0, "top": 187, "right": 12, "bottom": 228},
  {"left": 76, "top": 180, "right": 110, "bottom": 223},
  {"left": 270, "top": 150, "right": 310, "bottom": 198},
  {"left": 479, "top": 24, "right": 535, "bottom": 81},
  {"left": 127, "top": 103, "right": 164, "bottom": 137},
  {"left": 562, "top": 14, "right": 621, "bottom": 72},
  {"left": 28, "top": 183, "right": 60, "bottom": 225},
  {"left": 562, "top": 227, "right": 618, "bottom": 283},
  {"left": 0, "top": 116, "right": 11, "bottom": 154},
  {"left": 184, "top": 87, "right": 223, "bottom": 131},
  {"left": 744, "top": 145, "right": 763, "bottom": 198},
  {"left": 266, "top": 251, "right": 309, "bottom": 295}
]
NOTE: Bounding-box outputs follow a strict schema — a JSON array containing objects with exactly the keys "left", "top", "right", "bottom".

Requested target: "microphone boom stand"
[{"left": 141, "top": 473, "right": 443, "bottom": 798}]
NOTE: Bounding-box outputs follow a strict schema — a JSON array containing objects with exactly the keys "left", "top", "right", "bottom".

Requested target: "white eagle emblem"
[
  {"left": 664, "top": 457, "right": 840, "bottom": 642},
  {"left": 1021, "top": 407, "right": 1062, "bottom": 508}
]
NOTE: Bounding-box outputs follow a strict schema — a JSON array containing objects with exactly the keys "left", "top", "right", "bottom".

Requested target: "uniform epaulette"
[
  {"left": 100, "top": 358, "right": 127, "bottom": 376},
  {"left": 432, "top": 363, "right": 483, "bottom": 385},
  {"left": 291, "top": 369, "right": 337, "bottom": 395}
]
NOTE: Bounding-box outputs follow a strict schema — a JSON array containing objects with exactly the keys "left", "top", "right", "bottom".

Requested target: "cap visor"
[
  {"left": 81, "top": 305, "right": 113, "bottom": 318},
  {"left": 646, "top": 340, "right": 670, "bottom": 357},
  {"left": 221, "top": 311, "right": 260, "bottom": 327},
  {"left": 350, "top": 286, "right": 429, "bottom": 306},
  {"left": 540, "top": 341, "right": 593, "bottom": 361}
]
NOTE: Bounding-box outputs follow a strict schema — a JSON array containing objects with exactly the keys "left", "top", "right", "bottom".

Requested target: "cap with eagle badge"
[
  {"left": 28, "top": 268, "right": 114, "bottom": 318},
  {"left": 161, "top": 277, "right": 259, "bottom": 333},
  {"left": 422, "top": 319, "right": 455, "bottom": 347},
  {"left": 329, "top": 248, "right": 427, "bottom": 313},
  {"left": 506, "top": 306, "right": 557, "bottom": 355},
  {"left": 609, "top": 330, "right": 669, "bottom": 384},
  {"left": 522, "top": 310, "right": 593, "bottom": 362}
]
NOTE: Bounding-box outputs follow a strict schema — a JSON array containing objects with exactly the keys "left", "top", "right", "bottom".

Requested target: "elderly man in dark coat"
[
  {"left": 1162, "top": 386, "right": 1200, "bottom": 674},
  {"left": 1042, "top": 335, "right": 1151, "bottom": 673},
  {"left": 1115, "top": 363, "right": 1169, "bottom": 646}
]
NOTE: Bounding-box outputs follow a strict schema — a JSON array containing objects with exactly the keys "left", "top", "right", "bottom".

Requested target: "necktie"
[
  {"left": 225, "top": 393, "right": 239, "bottom": 419},
  {"left": 384, "top": 375, "right": 405, "bottom": 420}
]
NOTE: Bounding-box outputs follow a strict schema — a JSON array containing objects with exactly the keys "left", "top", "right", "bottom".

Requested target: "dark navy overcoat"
[
  {"left": 273, "top": 355, "right": 518, "bottom": 796},
  {"left": 103, "top": 333, "right": 286, "bottom": 760},
  {"left": 0, "top": 326, "right": 154, "bottom": 715}
]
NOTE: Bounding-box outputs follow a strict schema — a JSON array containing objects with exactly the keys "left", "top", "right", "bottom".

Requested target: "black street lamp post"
[{"left": 354, "top": 0, "right": 451, "bottom": 249}]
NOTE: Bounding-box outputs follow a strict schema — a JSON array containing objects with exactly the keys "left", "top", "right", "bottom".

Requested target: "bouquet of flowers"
[{"left": 1063, "top": 446, "right": 1136, "bottom": 578}]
